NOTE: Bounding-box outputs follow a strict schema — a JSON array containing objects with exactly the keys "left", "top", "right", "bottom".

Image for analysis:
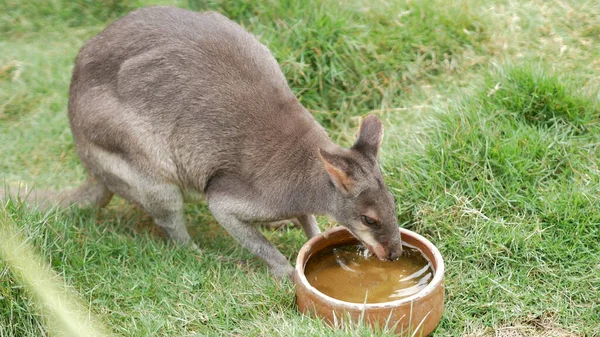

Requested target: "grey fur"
[{"left": 6, "top": 6, "right": 402, "bottom": 278}]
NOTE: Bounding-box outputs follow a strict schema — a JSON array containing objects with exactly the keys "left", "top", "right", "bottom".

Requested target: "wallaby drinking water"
[{"left": 8, "top": 6, "right": 403, "bottom": 278}]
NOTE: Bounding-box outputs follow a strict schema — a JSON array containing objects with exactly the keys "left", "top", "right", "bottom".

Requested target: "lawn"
[{"left": 1, "top": 0, "right": 599, "bottom": 336}]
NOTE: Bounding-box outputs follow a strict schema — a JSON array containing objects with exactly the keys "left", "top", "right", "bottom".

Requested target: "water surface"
[{"left": 304, "top": 243, "right": 433, "bottom": 303}]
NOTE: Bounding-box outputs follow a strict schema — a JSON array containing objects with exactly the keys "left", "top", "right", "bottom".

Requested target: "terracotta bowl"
[{"left": 293, "top": 226, "right": 445, "bottom": 336}]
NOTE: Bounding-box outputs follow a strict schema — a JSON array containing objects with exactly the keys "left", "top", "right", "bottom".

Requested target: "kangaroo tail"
[{"left": 2, "top": 176, "right": 113, "bottom": 210}]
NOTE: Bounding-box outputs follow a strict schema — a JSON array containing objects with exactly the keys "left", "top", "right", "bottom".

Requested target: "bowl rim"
[{"left": 294, "top": 226, "right": 445, "bottom": 309}]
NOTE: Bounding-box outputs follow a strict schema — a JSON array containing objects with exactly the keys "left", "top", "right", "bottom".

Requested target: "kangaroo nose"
[
  {"left": 387, "top": 250, "right": 400, "bottom": 261},
  {"left": 387, "top": 246, "right": 402, "bottom": 261}
]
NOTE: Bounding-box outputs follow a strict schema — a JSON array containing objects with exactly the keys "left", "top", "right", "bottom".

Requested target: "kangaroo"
[{"left": 6, "top": 6, "right": 402, "bottom": 278}]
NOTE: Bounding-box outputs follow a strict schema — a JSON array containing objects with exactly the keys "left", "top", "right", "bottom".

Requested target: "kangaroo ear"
[
  {"left": 352, "top": 114, "right": 383, "bottom": 156},
  {"left": 318, "top": 149, "right": 358, "bottom": 197}
]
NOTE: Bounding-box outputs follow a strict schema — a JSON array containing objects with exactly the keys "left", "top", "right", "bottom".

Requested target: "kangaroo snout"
[
  {"left": 386, "top": 241, "right": 403, "bottom": 261},
  {"left": 365, "top": 238, "right": 403, "bottom": 261}
]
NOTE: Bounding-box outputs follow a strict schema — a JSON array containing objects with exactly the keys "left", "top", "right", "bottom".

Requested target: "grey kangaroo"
[{"left": 10, "top": 6, "right": 403, "bottom": 278}]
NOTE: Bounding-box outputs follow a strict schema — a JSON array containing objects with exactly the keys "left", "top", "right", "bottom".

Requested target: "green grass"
[
  {"left": 387, "top": 66, "right": 599, "bottom": 334},
  {"left": 1, "top": 0, "right": 599, "bottom": 336}
]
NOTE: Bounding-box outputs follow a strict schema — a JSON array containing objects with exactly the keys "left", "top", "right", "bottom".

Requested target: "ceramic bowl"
[{"left": 293, "top": 226, "right": 445, "bottom": 336}]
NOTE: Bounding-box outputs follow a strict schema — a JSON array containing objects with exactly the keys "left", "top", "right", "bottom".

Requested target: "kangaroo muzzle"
[
  {"left": 364, "top": 239, "right": 403, "bottom": 261},
  {"left": 349, "top": 227, "right": 403, "bottom": 261}
]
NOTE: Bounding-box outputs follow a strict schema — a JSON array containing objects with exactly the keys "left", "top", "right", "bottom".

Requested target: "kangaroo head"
[{"left": 319, "top": 115, "right": 402, "bottom": 260}]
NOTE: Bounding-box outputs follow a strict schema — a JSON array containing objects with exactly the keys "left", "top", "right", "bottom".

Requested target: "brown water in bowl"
[{"left": 304, "top": 243, "right": 433, "bottom": 304}]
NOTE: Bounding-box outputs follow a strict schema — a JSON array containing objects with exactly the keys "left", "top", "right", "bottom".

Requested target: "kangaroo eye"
[{"left": 361, "top": 215, "right": 378, "bottom": 227}]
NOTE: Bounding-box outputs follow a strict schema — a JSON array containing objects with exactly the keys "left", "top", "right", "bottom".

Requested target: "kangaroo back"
[{"left": 69, "top": 7, "right": 326, "bottom": 194}]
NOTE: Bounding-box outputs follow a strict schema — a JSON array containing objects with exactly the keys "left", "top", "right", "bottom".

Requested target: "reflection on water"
[{"left": 304, "top": 244, "right": 433, "bottom": 303}]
